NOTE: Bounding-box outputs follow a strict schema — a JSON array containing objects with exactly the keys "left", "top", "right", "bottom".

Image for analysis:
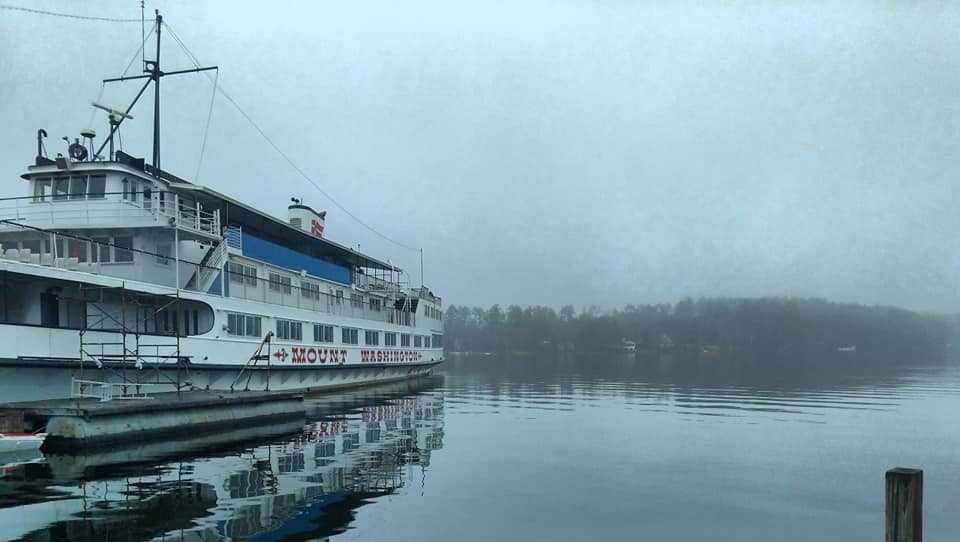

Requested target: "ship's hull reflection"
[{"left": 0, "top": 375, "right": 445, "bottom": 541}]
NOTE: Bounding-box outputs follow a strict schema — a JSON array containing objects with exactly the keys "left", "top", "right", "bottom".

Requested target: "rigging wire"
[
  {"left": 194, "top": 67, "right": 219, "bottom": 183},
  {"left": 162, "top": 21, "right": 421, "bottom": 253},
  {"left": 85, "top": 84, "right": 105, "bottom": 134},
  {"left": 86, "top": 23, "right": 156, "bottom": 133},
  {"left": 140, "top": 0, "right": 146, "bottom": 67},
  {"left": 6, "top": 4, "right": 423, "bottom": 256},
  {"left": 0, "top": 4, "right": 141, "bottom": 23},
  {"left": 121, "top": 22, "right": 157, "bottom": 78}
]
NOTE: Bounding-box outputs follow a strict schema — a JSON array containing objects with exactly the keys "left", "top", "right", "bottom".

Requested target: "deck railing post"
[{"left": 886, "top": 468, "right": 922, "bottom": 542}]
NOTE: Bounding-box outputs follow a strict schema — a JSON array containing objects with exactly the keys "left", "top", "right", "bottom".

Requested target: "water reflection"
[
  {"left": 3, "top": 354, "right": 960, "bottom": 541},
  {"left": 441, "top": 351, "right": 960, "bottom": 422},
  {"left": 0, "top": 377, "right": 444, "bottom": 541},
  {"left": 408, "top": 354, "right": 960, "bottom": 542}
]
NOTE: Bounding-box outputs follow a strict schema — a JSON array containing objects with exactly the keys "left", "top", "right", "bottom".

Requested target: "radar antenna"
[{"left": 91, "top": 102, "right": 133, "bottom": 160}]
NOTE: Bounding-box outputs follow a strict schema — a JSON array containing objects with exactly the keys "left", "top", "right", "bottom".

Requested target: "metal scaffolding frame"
[{"left": 72, "top": 282, "right": 194, "bottom": 401}]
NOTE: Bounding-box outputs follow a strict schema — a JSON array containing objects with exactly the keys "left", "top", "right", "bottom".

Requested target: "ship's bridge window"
[
  {"left": 351, "top": 294, "right": 364, "bottom": 308},
  {"left": 424, "top": 336, "right": 431, "bottom": 348},
  {"left": 414, "top": 335, "right": 422, "bottom": 347},
  {"left": 53, "top": 178, "right": 69, "bottom": 201},
  {"left": 364, "top": 330, "right": 379, "bottom": 345},
  {"left": 32, "top": 178, "right": 51, "bottom": 202},
  {"left": 401, "top": 333, "right": 411, "bottom": 347},
  {"left": 276, "top": 319, "right": 302, "bottom": 341},
  {"left": 36, "top": 175, "right": 106, "bottom": 201},
  {"left": 69, "top": 176, "right": 87, "bottom": 200},
  {"left": 384, "top": 332, "right": 397, "bottom": 346},
  {"left": 370, "top": 298, "right": 382, "bottom": 312},
  {"left": 432, "top": 334, "right": 443, "bottom": 348},
  {"left": 87, "top": 175, "right": 105, "bottom": 198},
  {"left": 121, "top": 177, "right": 139, "bottom": 202}
]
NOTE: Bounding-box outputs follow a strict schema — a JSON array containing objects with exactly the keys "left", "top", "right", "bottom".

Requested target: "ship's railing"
[
  {"left": 355, "top": 273, "right": 396, "bottom": 294},
  {"left": 0, "top": 191, "right": 219, "bottom": 238},
  {"left": 169, "top": 193, "right": 220, "bottom": 236},
  {"left": 71, "top": 378, "right": 161, "bottom": 402},
  {"left": 223, "top": 270, "right": 414, "bottom": 326}
]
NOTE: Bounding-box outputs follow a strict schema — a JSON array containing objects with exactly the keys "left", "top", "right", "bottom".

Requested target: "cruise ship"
[{"left": 0, "top": 12, "right": 443, "bottom": 400}]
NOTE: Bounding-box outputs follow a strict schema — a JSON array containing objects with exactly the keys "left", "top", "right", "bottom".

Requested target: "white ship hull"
[{"left": 0, "top": 260, "right": 444, "bottom": 401}]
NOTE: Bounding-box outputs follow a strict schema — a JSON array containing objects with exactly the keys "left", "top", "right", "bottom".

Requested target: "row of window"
[
  {"left": 226, "top": 313, "right": 441, "bottom": 348},
  {"left": 33, "top": 175, "right": 107, "bottom": 202},
  {"left": 426, "top": 305, "right": 443, "bottom": 320},
  {"left": 227, "top": 261, "right": 387, "bottom": 310},
  {"left": 4, "top": 236, "right": 133, "bottom": 263}
]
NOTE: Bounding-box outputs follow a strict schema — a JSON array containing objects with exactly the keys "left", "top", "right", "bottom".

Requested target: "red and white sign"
[
  {"left": 275, "top": 346, "right": 427, "bottom": 365},
  {"left": 311, "top": 219, "right": 325, "bottom": 238}
]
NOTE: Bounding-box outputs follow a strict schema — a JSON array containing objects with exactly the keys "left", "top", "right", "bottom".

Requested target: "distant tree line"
[{"left": 443, "top": 298, "right": 954, "bottom": 362}]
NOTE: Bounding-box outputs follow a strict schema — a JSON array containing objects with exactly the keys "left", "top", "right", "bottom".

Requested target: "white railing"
[
  {"left": 170, "top": 194, "right": 220, "bottom": 236},
  {"left": 71, "top": 378, "right": 160, "bottom": 402},
  {"left": 355, "top": 273, "right": 396, "bottom": 293},
  {"left": 224, "top": 274, "right": 411, "bottom": 325},
  {"left": 0, "top": 191, "right": 220, "bottom": 238}
]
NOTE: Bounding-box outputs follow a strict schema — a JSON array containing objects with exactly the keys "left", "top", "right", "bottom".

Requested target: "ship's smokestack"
[{"left": 288, "top": 199, "right": 326, "bottom": 238}]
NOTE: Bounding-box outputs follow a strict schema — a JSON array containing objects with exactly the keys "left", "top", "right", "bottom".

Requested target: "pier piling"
[{"left": 885, "top": 468, "right": 922, "bottom": 542}]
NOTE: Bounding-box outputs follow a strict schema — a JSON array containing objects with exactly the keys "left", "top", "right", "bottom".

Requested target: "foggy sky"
[{"left": 2, "top": 1, "right": 959, "bottom": 312}]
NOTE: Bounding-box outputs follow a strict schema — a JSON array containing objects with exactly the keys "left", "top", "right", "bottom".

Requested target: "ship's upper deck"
[
  {"left": 17, "top": 152, "right": 399, "bottom": 274},
  {"left": 0, "top": 152, "right": 442, "bottom": 329}
]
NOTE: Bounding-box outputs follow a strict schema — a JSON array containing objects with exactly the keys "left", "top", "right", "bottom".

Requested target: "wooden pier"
[{"left": 886, "top": 468, "right": 923, "bottom": 542}]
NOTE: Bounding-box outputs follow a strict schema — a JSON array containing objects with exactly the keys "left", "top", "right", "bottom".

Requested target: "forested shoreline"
[{"left": 443, "top": 297, "right": 955, "bottom": 362}]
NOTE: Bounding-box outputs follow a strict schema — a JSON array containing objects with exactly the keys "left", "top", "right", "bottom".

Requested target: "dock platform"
[{"left": 0, "top": 390, "right": 305, "bottom": 451}]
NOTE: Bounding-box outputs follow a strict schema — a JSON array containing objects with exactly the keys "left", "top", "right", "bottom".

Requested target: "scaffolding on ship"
[{"left": 71, "top": 283, "right": 193, "bottom": 402}]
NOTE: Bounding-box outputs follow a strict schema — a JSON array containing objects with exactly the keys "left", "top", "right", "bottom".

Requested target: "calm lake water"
[{"left": 1, "top": 353, "right": 959, "bottom": 541}]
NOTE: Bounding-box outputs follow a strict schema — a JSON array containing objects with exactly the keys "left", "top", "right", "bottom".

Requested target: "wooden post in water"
[{"left": 885, "top": 468, "right": 922, "bottom": 542}]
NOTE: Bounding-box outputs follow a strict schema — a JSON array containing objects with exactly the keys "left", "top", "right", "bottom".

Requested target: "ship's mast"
[
  {"left": 152, "top": 10, "right": 161, "bottom": 175},
  {"left": 95, "top": 11, "right": 217, "bottom": 178}
]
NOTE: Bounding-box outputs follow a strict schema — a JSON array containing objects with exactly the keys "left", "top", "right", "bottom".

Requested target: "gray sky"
[{"left": 2, "top": 1, "right": 960, "bottom": 312}]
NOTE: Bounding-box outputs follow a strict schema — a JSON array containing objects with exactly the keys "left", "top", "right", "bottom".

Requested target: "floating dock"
[{"left": 0, "top": 390, "right": 305, "bottom": 451}]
